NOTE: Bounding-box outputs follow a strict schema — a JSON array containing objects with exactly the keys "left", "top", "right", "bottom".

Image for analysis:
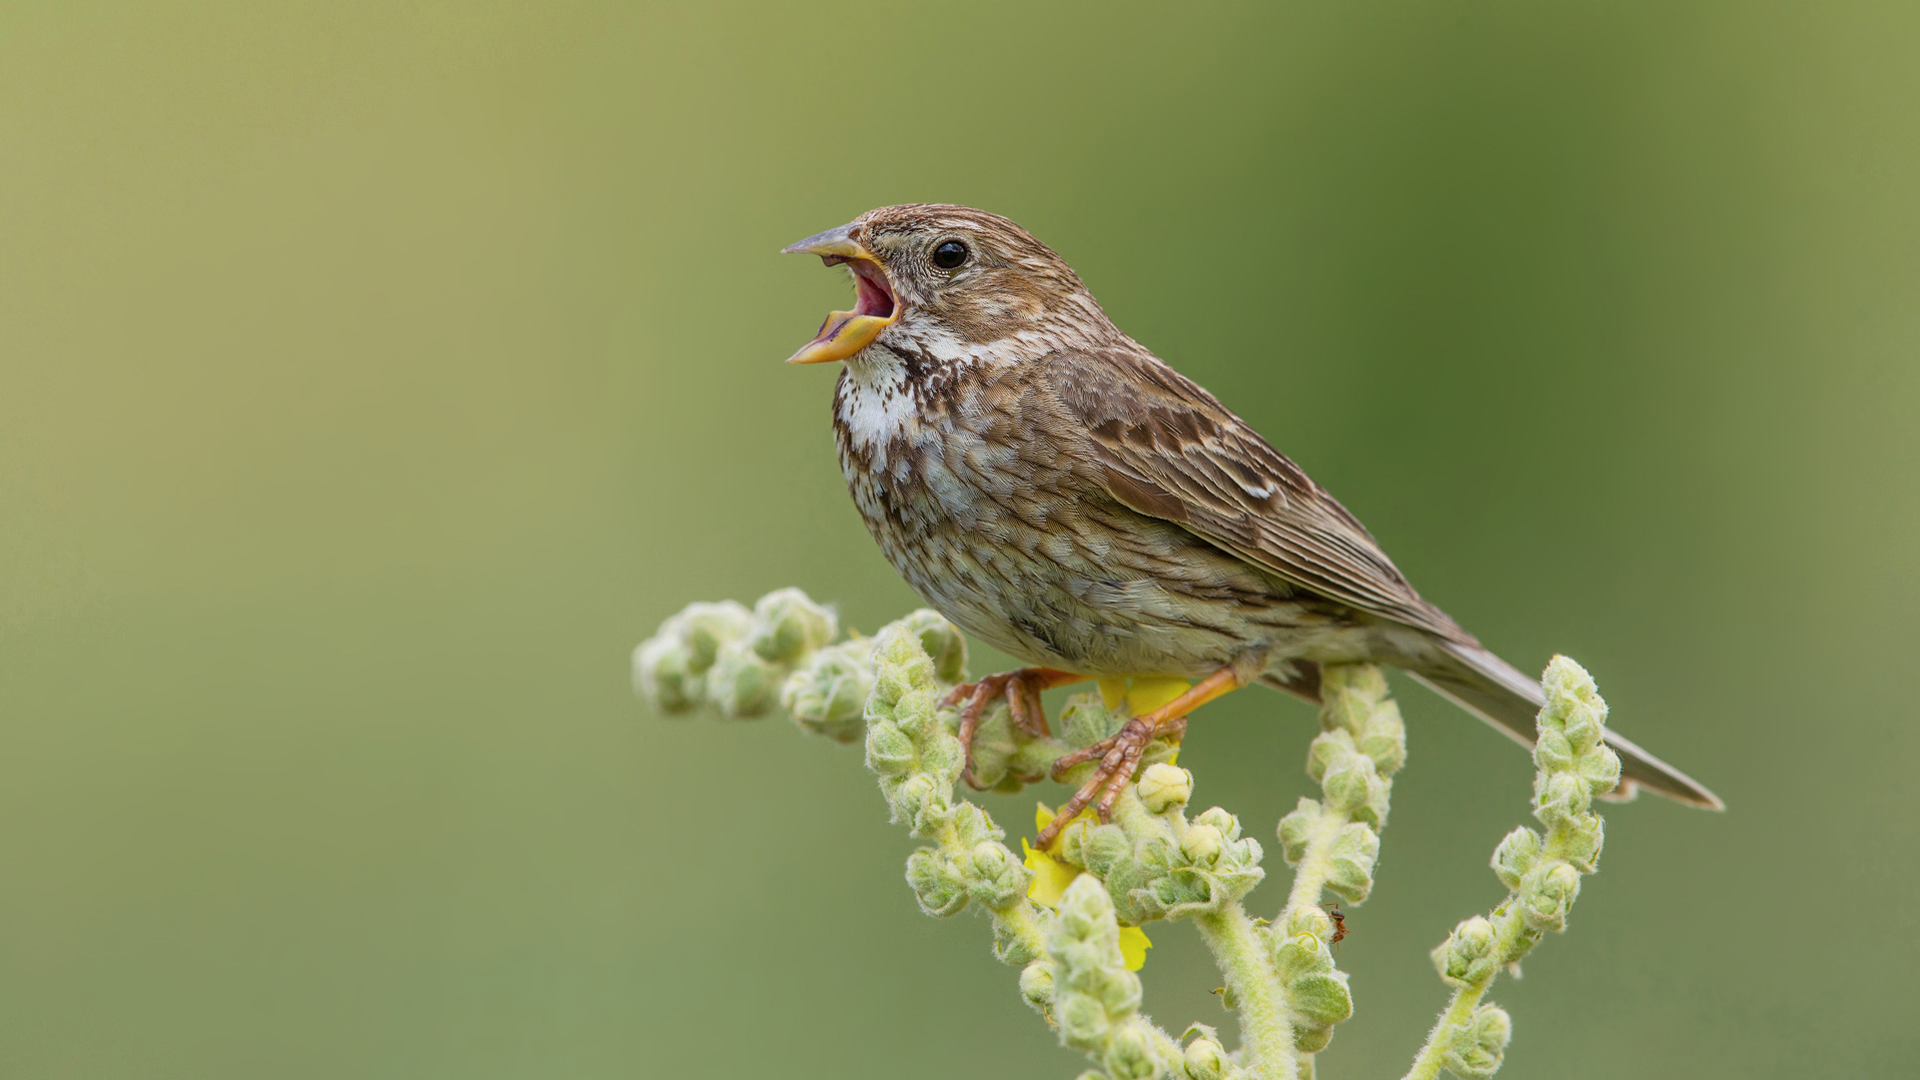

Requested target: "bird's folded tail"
[{"left": 1406, "top": 641, "right": 1724, "bottom": 811}]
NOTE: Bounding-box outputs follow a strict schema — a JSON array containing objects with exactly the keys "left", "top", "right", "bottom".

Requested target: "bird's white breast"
[{"left": 837, "top": 349, "right": 918, "bottom": 462}]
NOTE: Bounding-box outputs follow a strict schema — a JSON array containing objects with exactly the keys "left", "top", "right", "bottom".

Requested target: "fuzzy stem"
[
  {"left": 1277, "top": 808, "right": 1346, "bottom": 926},
  {"left": 1403, "top": 980, "right": 1488, "bottom": 1080},
  {"left": 989, "top": 892, "right": 1049, "bottom": 961},
  {"left": 1194, "top": 904, "right": 1297, "bottom": 1080}
]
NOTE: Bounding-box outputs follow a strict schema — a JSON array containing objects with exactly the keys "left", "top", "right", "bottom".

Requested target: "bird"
[{"left": 779, "top": 203, "right": 1721, "bottom": 848}]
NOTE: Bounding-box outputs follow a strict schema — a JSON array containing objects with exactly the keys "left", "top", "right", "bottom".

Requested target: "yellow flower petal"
[
  {"left": 1098, "top": 677, "right": 1130, "bottom": 709},
  {"left": 1034, "top": 801, "right": 1057, "bottom": 835},
  {"left": 1022, "top": 841, "right": 1081, "bottom": 908},
  {"left": 1118, "top": 925, "right": 1153, "bottom": 970}
]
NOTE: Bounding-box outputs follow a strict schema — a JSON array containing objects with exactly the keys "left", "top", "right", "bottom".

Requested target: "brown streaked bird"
[{"left": 781, "top": 203, "right": 1721, "bottom": 848}]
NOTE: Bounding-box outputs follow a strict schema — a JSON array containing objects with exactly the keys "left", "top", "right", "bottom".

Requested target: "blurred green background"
[{"left": 3, "top": 1, "right": 1916, "bottom": 1076}]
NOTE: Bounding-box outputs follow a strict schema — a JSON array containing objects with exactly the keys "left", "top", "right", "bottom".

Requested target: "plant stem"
[
  {"left": 1278, "top": 807, "right": 1346, "bottom": 924},
  {"left": 1402, "top": 979, "right": 1488, "bottom": 1080},
  {"left": 988, "top": 896, "right": 1048, "bottom": 962},
  {"left": 1194, "top": 904, "right": 1297, "bottom": 1080}
]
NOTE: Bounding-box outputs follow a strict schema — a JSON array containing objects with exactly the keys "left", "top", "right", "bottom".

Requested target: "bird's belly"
[{"left": 844, "top": 446, "right": 1355, "bottom": 678}]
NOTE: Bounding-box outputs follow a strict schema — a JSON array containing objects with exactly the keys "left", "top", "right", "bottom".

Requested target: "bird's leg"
[
  {"left": 943, "top": 667, "right": 1084, "bottom": 789},
  {"left": 1036, "top": 666, "right": 1244, "bottom": 849}
]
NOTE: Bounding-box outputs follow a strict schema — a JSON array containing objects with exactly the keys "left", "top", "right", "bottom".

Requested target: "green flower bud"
[
  {"left": 1358, "top": 719, "right": 1407, "bottom": 775},
  {"left": 890, "top": 686, "right": 939, "bottom": 741},
  {"left": 864, "top": 722, "right": 915, "bottom": 776},
  {"left": 1519, "top": 861, "right": 1581, "bottom": 932},
  {"left": 1059, "top": 693, "right": 1126, "bottom": 748},
  {"left": 957, "top": 701, "right": 1019, "bottom": 789},
  {"left": 1273, "top": 931, "right": 1332, "bottom": 979},
  {"left": 1284, "top": 904, "right": 1335, "bottom": 944},
  {"left": 1133, "top": 833, "right": 1177, "bottom": 876},
  {"left": 1572, "top": 742, "right": 1622, "bottom": 795},
  {"left": 967, "top": 841, "right": 1029, "bottom": 908},
  {"left": 1180, "top": 824, "right": 1224, "bottom": 866},
  {"left": 1533, "top": 728, "right": 1574, "bottom": 772},
  {"left": 1556, "top": 814, "right": 1605, "bottom": 874},
  {"left": 1532, "top": 771, "right": 1592, "bottom": 830},
  {"left": 1323, "top": 822, "right": 1380, "bottom": 904},
  {"left": 889, "top": 773, "right": 949, "bottom": 835},
  {"left": 674, "top": 601, "right": 753, "bottom": 670},
  {"left": 867, "top": 626, "right": 936, "bottom": 713},
  {"left": 705, "top": 639, "right": 781, "bottom": 718},
  {"left": 1321, "top": 663, "right": 1390, "bottom": 729},
  {"left": 1560, "top": 698, "right": 1603, "bottom": 754},
  {"left": 890, "top": 608, "right": 968, "bottom": 684},
  {"left": 1019, "top": 959, "right": 1054, "bottom": 1012},
  {"left": 1057, "top": 994, "right": 1110, "bottom": 1044},
  {"left": 632, "top": 635, "right": 702, "bottom": 713},
  {"left": 949, "top": 802, "right": 997, "bottom": 847},
  {"left": 1103, "top": 1024, "right": 1163, "bottom": 1080},
  {"left": 905, "top": 848, "right": 969, "bottom": 917},
  {"left": 1193, "top": 806, "right": 1239, "bottom": 839},
  {"left": 1541, "top": 656, "right": 1606, "bottom": 743},
  {"left": 1049, "top": 875, "right": 1146, "bottom": 1055},
  {"left": 1081, "top": 824, "right": 1131, "bottom": 878},
  {"left": 1444, "top": 1004, "right": 1513, "bottom": 1079},
  {"left": 1434, "top": 915, "right": 1498, "bottom": 987},
  {"left": 747, "top": 587, "right": 837, "bottom": 663},
  {"left": 1277, "top": 799, "right": 1320, "bottom": 864},
  {"left": 1182, "top": 1032, "right": 1230, "bottom": 1080},
  {"left": 1491, "top": 826, "right": 1542, "bottom": 890},
  {"left": 916, "top": 726, "right": 964, "bottom": 782},
  {"left": 781, "top": 639, "right": 874, "bottom": 742},
  {"left": 1137, "top": 762, "right": 1194, "bottom": 814},
  {"left": 869, "top": 663, "right": 911, "bottom": 712},
  {"left": 1322, "top": 758, "right": 1374, "bottom": 814}
]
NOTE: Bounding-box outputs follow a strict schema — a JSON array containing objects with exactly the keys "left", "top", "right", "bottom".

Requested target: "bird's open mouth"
[
  {"left": 781, "top": 222, "right": 900, "bottom": 364},
  {"left": 843, "top": 258, "right": 897, "bottom": 321}
]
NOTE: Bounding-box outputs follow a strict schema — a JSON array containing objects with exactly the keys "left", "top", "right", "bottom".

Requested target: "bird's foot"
[
  {"left": 943, "top": 667, "right": 1081, "bottom": 790},
  {"left": 1034, "top": 665, "right": 1245, "bottom": 849},
  {"left": 1037, "top": 713, "right": 1172, "bottom": 848}
]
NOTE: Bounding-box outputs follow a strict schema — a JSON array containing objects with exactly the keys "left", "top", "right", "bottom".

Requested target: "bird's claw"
[
  {"left": 944, "top": 667, "right": 1064, "bottom": 790},
  {"left": 1036, "top": 714, "right": 1171, "bottom": 849}
]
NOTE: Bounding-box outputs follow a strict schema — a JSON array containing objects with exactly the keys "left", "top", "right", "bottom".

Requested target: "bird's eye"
[{"left": 932, "top": 240, "right": 969, "bottom": 270}]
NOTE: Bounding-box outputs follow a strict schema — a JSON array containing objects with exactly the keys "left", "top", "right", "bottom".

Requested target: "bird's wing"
[{"left": 1041, "top": 346, "right": 1475, "bottom": 645}]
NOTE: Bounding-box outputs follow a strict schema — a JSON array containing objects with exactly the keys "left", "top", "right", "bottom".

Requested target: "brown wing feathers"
[{"left": 1047, "top": 348, "right": 1475, "bottom": 646}]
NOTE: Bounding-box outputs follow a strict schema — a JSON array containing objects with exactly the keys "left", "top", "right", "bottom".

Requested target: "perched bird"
[{"left": 781, "top": 204, "right": 1720, "bottom": 847}]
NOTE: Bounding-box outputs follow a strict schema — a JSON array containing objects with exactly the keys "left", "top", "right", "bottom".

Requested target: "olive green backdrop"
[{"left": 3, "top": 2, "right": 1915, "bottom": 1077}]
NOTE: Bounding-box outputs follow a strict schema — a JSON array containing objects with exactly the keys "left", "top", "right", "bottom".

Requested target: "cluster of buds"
[
  {"left": 784, "top": 607, "right": 968, "bottom": 742},
  {"left": 1438, "top": 1003, "right": 1515, "bottom": 1080},
  {"left": 1027, "top": 875, "right": 1177, "bottom": 1080},
  {"left": 860, "top": 622, "right": 1054, "bottom": 967},
  {"left": 632, "top": 589, "right": 970, "bottom": 746},
  {"left": 1035, "top": 697, "right": 1266, "bottom": 925},
  {"left": 1269, "top": 907, "right": 1356, "bottom": 1053},
  {"left": 1423, "top": 656, "right": 1621, "bottom": 1078},
  {"left": 1276, "top": 664, "right": 1406, "bottom": 906},
  {"left": 631, "top": 589, "right": 838, "bottom": 720}
]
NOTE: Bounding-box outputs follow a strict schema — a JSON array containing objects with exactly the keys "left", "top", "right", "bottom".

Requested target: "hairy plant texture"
[{"left": 635, "top": 590, "right": 1624, "bottom": 1080}]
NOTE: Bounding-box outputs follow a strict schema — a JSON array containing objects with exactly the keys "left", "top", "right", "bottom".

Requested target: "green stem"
[
  {"left": 1277, "top": 806, "right": 1346, "bottom": 924},
  {"left": 988, "top": 897, "right": 1048, "bottom": 963},
  {"left": 1195, "top": 904, "right": 1297, "bottom": 1080},
  {"left": 1402, "top": 979, "right": 1488, "bottom": 1080}
]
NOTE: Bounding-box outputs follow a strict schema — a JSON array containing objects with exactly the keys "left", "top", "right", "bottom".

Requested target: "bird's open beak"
[{"left": 780, "top": 222, "right": 899, "bottom": 364}]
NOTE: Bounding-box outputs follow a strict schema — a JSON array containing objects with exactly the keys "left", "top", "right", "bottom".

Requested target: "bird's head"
[{"left": 781, "top": 204, "right": 1111, "bottom": 367}]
